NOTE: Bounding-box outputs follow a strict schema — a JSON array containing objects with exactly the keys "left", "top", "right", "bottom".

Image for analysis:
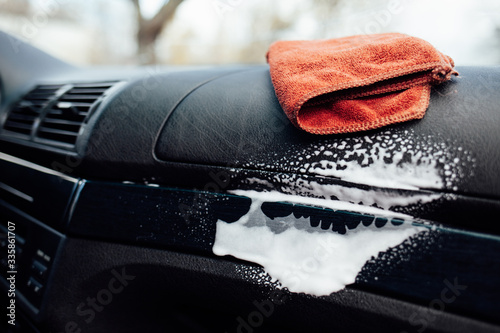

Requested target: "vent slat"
[
  {"left": 24, "top": 92, "right": 59, "bottom": 98},
  {"left": 41, "top": 118, "right": 84, "bottom": 126},
  {"left": 72, "top": 82, "right": 115, "bottom": 88},
  {"left": 5, "top": 113, "right": 37, "bottom": 123},
  {"left": 55, "top": 102, "right": 94, "bottom": 108},
  {"left": 31, "top": 84, "right": 64, "bottom": 90},
  {"left": 38, "top": 127, "right": 80, "bottom": 137},
  {"left": 59, "top": 95, "right": 102, "bottom": 101},
  {"left": 20, "top": 101, "right": 51, "bottom": 107},
  {"left": 66, "top": 88, "right": 109, "bottom": 95},
  {"left": 40, "top": 122, "right": 82, "bottom": 133},
  {"left": 4, "top": 121, "right": 33, "bottom": 131},
  {"left": 37, "top": 128, "right": 78, "bottom": 144},
  {"left": 39, "top": 120, "right": 83, "bottom": 137},
  {"left": 45, "top": 109, "right": 87, "bottom": 121},
  {"left": 9, "top": 108, "right": 39, "bottom": 116}
]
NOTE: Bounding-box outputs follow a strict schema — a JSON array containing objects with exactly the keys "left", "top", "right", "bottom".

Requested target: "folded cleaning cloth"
[{"left": 266, "top": 33, "right": 458, "bottom": 134}]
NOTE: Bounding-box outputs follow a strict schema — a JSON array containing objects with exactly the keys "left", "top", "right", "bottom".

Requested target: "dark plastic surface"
[
  {"left": 0, "top": 153, "right": 78, "bottom": 231},
  {"left": 156, "top": 66, "right": 500, "bottom": 200},
  {"left": 0, "top": 203, "right": 65, "bottom": 319},
  {"left": 68, "top": 180, "right": 500, "bottom": 326},
  {"left": 44, "top": 237, "right": 500, "bottom": 333}
]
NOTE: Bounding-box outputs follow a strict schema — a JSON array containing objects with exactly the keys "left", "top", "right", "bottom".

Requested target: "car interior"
[{"left": 0, "top": 29, "right": 500, "bottom": 333}]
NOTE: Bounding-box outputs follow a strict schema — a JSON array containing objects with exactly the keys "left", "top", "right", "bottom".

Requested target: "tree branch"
[
  {"left": 137, "top": 0, "right": 184, "bottom": 46},
  {"left": 131, "top": 0, "right": 143, "bottom": 24}
]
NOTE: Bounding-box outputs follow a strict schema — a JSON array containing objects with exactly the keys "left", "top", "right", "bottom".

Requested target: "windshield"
[{"left": 0, "top": 0, "right": 499, "bottom": 66}]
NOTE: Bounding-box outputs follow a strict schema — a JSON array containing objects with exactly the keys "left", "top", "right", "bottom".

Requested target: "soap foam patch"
[
  {"left": 229, "top": 189, "right": 412, "bottom": 219},
  {"left": 234, "top": 130, "right": 475, "bottom": 216},
  {"left": 217, "top": 130, "right": 473, "bottom": 295},
  {"left": 241, "top": 129, "right": 474, "bottom": 192},
  {"left": 213, "top": 196, "right": 427, "bottom": 296}
]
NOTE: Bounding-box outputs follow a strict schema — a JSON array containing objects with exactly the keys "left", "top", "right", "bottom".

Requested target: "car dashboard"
[{"left": 1, "top": 31, "right": 500, "bottom": 333}]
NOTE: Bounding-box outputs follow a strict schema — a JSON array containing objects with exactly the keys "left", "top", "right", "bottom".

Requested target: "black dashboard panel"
[
  {"left": 0, "top": 153, "right": 78, "bottom": 231},
  {"left": 155, "top": 66, "right": 500, "bottom": 198},
  {"left": 1, "top": 31, "right": 500, "bottom": 333},
  {"left": 0, "top": 205, "right": 64, "bottom": 316},
  {"left": 67, "top": 180, "right": 500, "bottom": 325},
  {"left": 43, "top": 236, "right": 500, "bottom": 333},
  {"left": 78, "top": 66, "right": 253, "bottom": 179}
]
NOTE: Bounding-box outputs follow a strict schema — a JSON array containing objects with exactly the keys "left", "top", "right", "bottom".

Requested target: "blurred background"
[{"left": 1, "top": 0, "right": 499, "bottom": 66}]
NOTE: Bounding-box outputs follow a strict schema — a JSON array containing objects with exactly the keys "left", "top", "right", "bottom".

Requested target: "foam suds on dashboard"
[
  {"left": 266, "top": 33, "right": 458, "bottom": 134},
  {"left": 212, "top": 192, "right": 428, "bottom": 296}
]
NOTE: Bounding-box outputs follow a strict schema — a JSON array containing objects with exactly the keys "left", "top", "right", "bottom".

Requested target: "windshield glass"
[{"left": 0, "top": 0, "right": 499, "bottom": 66}]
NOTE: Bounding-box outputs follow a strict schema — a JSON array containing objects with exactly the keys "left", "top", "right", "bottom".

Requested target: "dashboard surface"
[{"left": 1, "top": 31, "right": 500, "bottom": 333}]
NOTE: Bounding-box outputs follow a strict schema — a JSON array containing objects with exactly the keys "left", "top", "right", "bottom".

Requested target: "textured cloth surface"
[{"left": 267, "top": 33, "right": 458, "bottom": 134}]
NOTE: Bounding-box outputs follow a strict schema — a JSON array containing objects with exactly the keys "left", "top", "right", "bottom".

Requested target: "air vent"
[
  {"left": 37, "top": 82, "right": 116, "bottom": 146},
  {"left": 4, "top": 85, "right": 63, "bottom": 136}
]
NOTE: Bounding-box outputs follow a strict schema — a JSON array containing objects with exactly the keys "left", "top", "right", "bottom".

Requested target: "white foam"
[
  {"left": 306, "top": 181, "right": 441, "bottom": 210},
  {"left": 221, "top": 130, "right": 473, "bottom": 296},
  {"left": 213, "top": 196, "right": 425, "bottom": 296},
  {"left": 241, "top": 130, "right": 472, "bottom": 193},
  {"left": 309, "top": 142, "right": 443, "bottom": 191},
  {"left": 229, "top": 189, "right": 411, "bottom": 219}
]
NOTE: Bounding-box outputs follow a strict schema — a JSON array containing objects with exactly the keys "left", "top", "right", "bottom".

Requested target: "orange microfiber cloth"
[{"left": 266, "top": 33, "right": 458, "bottom": 134}]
